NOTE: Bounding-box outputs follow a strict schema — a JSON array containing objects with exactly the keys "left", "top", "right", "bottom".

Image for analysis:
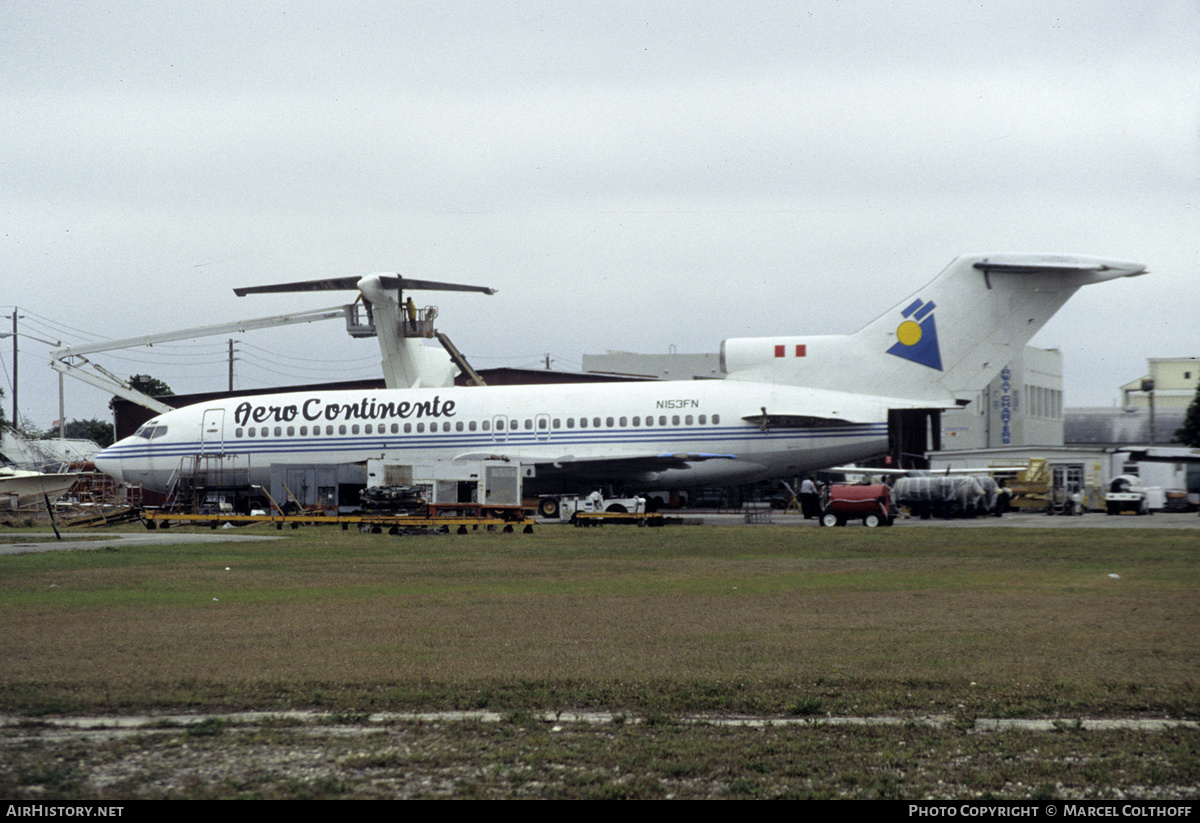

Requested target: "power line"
[{"left": 236, "top": 340, "right": 379, "bottom": 366}]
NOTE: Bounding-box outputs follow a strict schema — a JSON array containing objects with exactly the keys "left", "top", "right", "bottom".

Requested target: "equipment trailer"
[{"left": 141, "top": 508, "right": 534, "bottom": 534}]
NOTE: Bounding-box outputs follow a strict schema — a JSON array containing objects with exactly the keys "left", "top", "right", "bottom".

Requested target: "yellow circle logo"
[{"left": 896, "top": 320, "right": 923, "bottom": 346}]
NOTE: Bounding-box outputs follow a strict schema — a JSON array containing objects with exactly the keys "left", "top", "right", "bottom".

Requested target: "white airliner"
[{"left": 94, "top": 253, "right": 1145, "bottom": 495}]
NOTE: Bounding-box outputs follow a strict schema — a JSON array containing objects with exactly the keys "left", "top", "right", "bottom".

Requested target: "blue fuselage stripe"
[{"left": 100, "top": 423, "right": 888, "bottom": 462}]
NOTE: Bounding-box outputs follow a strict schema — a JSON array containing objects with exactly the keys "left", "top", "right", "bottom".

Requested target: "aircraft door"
[
  {"left": 491, "top": 416, "right": 509, "bottom": 442},
  {"left": 201, "top": 409, "right": 225, "bottom": 455},
  {"left": 535, "top": 414, "right": 551, "bottom": 441}
]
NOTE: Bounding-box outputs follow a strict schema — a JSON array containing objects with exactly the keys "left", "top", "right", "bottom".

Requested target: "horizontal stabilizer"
[
  {"left": 235, "top": 275, "right": 496, "bottom": 297},
  {"left": 972, "top": 258, "right": 1147, "bottom": 277}
]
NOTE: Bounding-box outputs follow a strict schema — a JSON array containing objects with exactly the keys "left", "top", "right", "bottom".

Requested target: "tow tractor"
[
  {"left": 537, "top": 491, "right": 671, "bottom": 526},
  {"left": 537, "top": 492, "right": 649, "bottom": 519},
  {"left": 1105, "top": 475, "right": 1153, "bottom": 516}
]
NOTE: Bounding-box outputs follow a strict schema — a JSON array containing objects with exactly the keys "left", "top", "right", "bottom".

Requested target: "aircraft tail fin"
[{"left": 721, "top": 253, "right": 1146, "bottom": 404}]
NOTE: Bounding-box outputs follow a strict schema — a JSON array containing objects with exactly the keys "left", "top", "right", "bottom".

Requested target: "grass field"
[{"left": 1, "top": 523, "right": 1196, "bottom": 798}]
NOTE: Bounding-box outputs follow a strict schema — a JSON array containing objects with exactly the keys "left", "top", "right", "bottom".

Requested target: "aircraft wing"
[
  {"left": 743, "top": 413, "right": 863, "bottom": 428},
  {"left": 827, "top": 466, "right": 1023, "bottom": 476},
  {"left": 452, "top": 451, "right": 736, "bottom": 477},
  {"left": 549, "top": 452, "right": 738, "bottom": 472},
  {"left": 741, "top": 391, "right": 960, "bottom": 430},
  {"left": 1116, "top": 447, "right": 1200, "bottom": 463}
]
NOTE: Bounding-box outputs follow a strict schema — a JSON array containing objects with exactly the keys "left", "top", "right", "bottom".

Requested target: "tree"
[
  {"left": 1175, "top": 380, "right": 1200, "bottom": 447},
  {"left": 109, "top": 375, "right": 175, "bottom": 413},
  {"left": 44, "top": 418, "right": 115, "bottom": 448},
  {"left": 129, "top": 375, "right": 174, "bottom": 397}
]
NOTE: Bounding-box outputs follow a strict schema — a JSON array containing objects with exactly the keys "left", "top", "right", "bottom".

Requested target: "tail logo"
[{"left": 887, "top": 298, "right": 943, "bottom": 371}]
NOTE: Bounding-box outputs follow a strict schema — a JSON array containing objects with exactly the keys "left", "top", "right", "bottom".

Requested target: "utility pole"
[
  {"left": 1142, "top": 377, "right": 1156, "bottom": 445},
  {"left": 8, "top": 310, "right": 20, "bottom": 426},
  {"left": 2, "top": 317, "right": 59, "bottom": 435},
  {"left": 58, "top": 370, "right": 64, "bottom": 440},
  {"left": 228, "top": 339, "right": 235, "bottom": 392}
]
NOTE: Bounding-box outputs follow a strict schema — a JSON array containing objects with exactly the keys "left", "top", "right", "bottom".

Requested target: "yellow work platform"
[{"left": 141, "top": 511, "right": 534, "bottom": 533}]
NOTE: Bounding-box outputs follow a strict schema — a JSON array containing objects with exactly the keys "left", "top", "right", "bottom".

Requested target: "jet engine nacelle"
[{"left": 719, "top": 335, "right": 849, "bottom": 385}]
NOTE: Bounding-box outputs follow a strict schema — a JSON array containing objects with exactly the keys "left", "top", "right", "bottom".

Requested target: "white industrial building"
[
  {"left": 1065, "top": 356, "right": 1198, "bottom": 448},
  {"left": 932, "top": 356, "right": 1200, "bottom": 508},
  {"left": 938, "top": 346, "right": 1065, "bottom": 451}
]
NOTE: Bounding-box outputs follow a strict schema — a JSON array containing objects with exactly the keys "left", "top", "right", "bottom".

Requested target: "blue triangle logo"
[{"left": 886, "top": 299, "right": 943, "bottom": 371}]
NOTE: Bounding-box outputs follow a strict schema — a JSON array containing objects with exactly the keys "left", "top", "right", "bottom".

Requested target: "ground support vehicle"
[
  {"left": 1104, "top": 475, "right": 1155, "bottom": 516},
  {"left": 1163, "top": 490, "right": 1197, "bottom": 512},
  {"left": 538, "top": 492, "right": 649, "bottom": 519},
  {"left": 570, "top": 511, "right": 667, "bottom": 527},
  {"left": 893, "top": 475, "right": 1003, "bottom": 519},
  {"left": 1104, "top": 493, "right": 1149, "bottom": 515},
  {"left": 819, "top": 483, "right": 894, "bottom": 527},
  {"left": 359, "top": 484, "right": 426, "bottom": 513}
]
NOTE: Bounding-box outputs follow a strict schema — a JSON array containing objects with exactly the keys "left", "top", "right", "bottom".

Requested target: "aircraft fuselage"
[{"left": 95, "top": 379, "right": 889, "bottom": 494}]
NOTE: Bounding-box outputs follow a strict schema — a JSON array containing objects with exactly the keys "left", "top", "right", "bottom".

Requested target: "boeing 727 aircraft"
[{"left": 94, "top": 253, "right": 1145, "bottom": 496}]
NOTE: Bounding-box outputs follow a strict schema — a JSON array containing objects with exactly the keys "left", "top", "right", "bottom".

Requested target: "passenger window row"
[{"left": 230, "top": 414, "right": 721, "bottom": 439}]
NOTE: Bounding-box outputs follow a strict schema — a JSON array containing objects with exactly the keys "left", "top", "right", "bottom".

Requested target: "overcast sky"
[{"left": 3, "top": 0, "right": 1198, "bottom": 429}]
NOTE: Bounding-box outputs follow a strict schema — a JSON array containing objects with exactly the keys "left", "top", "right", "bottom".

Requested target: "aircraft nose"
[{"left": 93, "top": 444, "right": 125, "bottom": 483}]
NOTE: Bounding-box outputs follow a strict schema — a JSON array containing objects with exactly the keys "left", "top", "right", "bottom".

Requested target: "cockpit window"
[{"left": 135, "top": 424, "right": 169, "bottom": 439}]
